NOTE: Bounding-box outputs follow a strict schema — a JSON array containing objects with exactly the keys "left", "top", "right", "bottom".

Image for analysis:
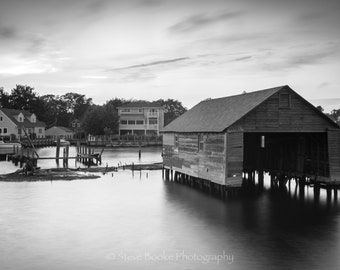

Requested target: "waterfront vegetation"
[{"left": 0, "top": 85, "right": 187, "bottom": 135}]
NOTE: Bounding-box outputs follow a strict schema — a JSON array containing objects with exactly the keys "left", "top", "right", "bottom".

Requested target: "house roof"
[
  {"left": 0, "top": 108, "right": 46, "bottom": 128},
  {"left": 119, "top": 101, "right": 163, "bottom": 108},
  {"left": 162, "top": 85, "right": 338, "bottom": 133},
  {"left": 46, "top": 126, "right": 73, "bottom": 133}
]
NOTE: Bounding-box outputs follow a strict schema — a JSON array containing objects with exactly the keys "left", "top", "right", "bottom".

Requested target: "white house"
[
  {"left": 118, "top": 102, "right": 164, "bottom": 135},
  {"left": 0, "top": 108, "right": 46, "bottom": 139},
  {"left": 45, "top": 126, "right": 74, "bottom": 140}
]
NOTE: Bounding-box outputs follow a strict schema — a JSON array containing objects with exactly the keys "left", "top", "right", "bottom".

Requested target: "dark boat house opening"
[{"left": 161, "top": 86, "right": 340, "bottom": 188}]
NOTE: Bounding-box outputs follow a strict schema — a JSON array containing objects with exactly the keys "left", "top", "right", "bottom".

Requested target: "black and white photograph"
[{"left": 1, "top": 0, "right": 340, "bottom": 269}]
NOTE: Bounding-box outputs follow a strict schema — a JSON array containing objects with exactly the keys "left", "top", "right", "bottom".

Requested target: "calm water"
[{"left": 1, "top": 147, "right": 340, "bottom": 270}]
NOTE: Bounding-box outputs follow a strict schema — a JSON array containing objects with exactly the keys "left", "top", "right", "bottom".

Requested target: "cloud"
[
  {"left": 317, "top": 82, "right": 330, "bottom": 89},
  {"left": 288, "top": 51, "right": 334, "bottom": 66},
  {"left": 169, "top": 11, "right": 241, "bottom": 33},
  {"left": 234, "top": 56, "right": 252, "bottom": 61},
  {"left": 0, "top": 26, "right": 17, "bottom": 39},
  {"left": 108, "top": 57, "right": 190, "bottom": 71},
  {"left": 261, "top": 49, "right": 337, "bottom": 72},
  {"left": 81, "top": 75, "right": 108, "bottom": 80}
]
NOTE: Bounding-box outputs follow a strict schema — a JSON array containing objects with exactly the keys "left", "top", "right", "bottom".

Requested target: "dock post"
[
  {"left": 258, "top": 170, "right": 264, "bottom": 190},
  {"left": 170, "top": 169, "right": 173, "bottom": 181},
  {"left": 334, "top": 188, "right": 338, "bottom": 202},
  {"left": 162, "top": 165, "right": 164, "bottom": 180},
  {"left": 299, "top": 177, "right": 305, "bottom": 200},
  {"left": 56, "top": 138, "right": 60, "bottom": 164},
  {"left": 270, "top": 174, "right": 275, "bottom": 188},
  {"left": 313, "top": 182, "right": 320, "bottom": 203},
  {"left": 165, "top": 169, "right": 169, "bottom": 181},
  {"left": 326, "top": 187, "right": 332, "bottom": 204},
  {"left": 138, "top": 142, "right": 142, "bottom": 160},
  {"left": 63, "top": 148, "right": 66, "bottom": 167}
]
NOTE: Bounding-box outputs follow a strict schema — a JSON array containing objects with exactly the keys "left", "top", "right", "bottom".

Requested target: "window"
[
  {"left": 0, "top": 129, "right": 2, "bottom": 134},
  {"left": 39, "top": 129, "right": 42, "bottom": 134},
  {"left": 72, "top": 123, "right": 76, "bottom": 127},
  {"left": 128, "top": 120, "right": 135, "bottom": 125},
  {"left": 4, "top": 128, "right": 7, "bottom": 134},
  {"left": 138, "top": 109, "right": 143, "bottom": 113},
  {"left": 19, "top": 117, "right": 23, "bottom": 122},
  {"left": 136, "top": 120, "right": 144, "bottom": 125},
  {"left": 122, "top": 109, "right": 130, "bottom": 113},
  {"left": 279, "top": 94, "right": 291, "bottom": 108},
  {"left": 121, "top": 120, "right": 127, "bottom": 125},
  {"left": 18, "top": 128, "right": 21, "bottom": 135},
  {"left": 149, "top": 118, "right": 157, "bottom": 125},
  {"left": 175, "top": 135, "right": 179, "bottom": 148},
  {"left": 0, "top": 116, "right": 2, "bottom": 121}
]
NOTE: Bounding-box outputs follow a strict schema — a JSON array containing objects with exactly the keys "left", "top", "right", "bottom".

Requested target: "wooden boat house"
[{"left": 161, "top": 85, "right": 340, "bottom": 192}]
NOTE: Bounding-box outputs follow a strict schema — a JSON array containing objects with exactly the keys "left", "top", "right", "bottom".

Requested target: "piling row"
[{"left": 162, "top": 167, "right": 339, "bottom": 203}]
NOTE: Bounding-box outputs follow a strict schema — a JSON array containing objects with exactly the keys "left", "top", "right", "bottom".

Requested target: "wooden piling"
[
  {"left": 56, "top": 138, "right": 60, "bottom": 162},
  {"left": 313, "top": 182, "right": 320, "bottom": 203},
  {"left": 326, "top": 187, "right": 332, "bottom": 203},
  {"left": 258, "top": 170, "right": 264, "bottom": 190}
]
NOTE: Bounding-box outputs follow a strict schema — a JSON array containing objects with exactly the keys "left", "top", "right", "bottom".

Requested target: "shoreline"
[
  {"left": 0, "top": 168, "right": 102, "bottom": 182},
  {"left": 0, "top": 163, "right": 162, "bottom": 182}
]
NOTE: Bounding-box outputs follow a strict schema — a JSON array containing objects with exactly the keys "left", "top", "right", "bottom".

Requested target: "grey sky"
[{"left": 0, "top": 0, "right": 339, "bottom": 110}]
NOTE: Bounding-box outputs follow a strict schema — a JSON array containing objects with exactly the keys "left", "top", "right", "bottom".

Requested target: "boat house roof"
[{"left": 162, "top": 85, "right": 338, "bottom": 133}]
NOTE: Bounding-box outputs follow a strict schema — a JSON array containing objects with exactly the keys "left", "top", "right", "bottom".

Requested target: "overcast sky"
[{"left": 0, "top": 0, "right": 339, "bottom": 110}]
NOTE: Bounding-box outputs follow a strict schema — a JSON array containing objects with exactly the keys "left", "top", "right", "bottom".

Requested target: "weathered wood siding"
[
  {"left": 231, "top": 88, "right": 336, "bottom": 132},
  {"left": 226, "top": 131, "right": 243, "bottom": 187},
  {"left": 163, "top": 133, "right": 226, "bottom": 185},
  {"left": 328, "top": 129, "right": 340, "bottom": 183}
]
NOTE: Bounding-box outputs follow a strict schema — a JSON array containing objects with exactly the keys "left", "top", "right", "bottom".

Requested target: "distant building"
[
  {"left": 70, "top": 119, "right": 81, "bottom": 129},
  {"left": 118, "top": 102, "right": 164, "bottom": 135},
  {"left": 70, "top": 118, "right": 85, "bottom": 139},
  {"left": 45, "top": 126, "right": 74, "bottom": 140},
  {"left": 0, "top": 108, "right": 46, "bottom": 139}
]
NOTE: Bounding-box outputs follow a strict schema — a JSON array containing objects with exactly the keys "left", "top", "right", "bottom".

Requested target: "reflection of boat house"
[
  {"left": 162, "top": 85, "right": 340, "bottom": 189},
  {"left": 118, "top": 102, "right": 164, "bottom": 136},
  {"left": 0, "top": 108, "right": 46, "bottom": 139}
]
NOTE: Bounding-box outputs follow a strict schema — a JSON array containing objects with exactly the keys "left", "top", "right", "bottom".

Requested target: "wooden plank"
[
  {"left": 231, "top": 91, "right": 336, "bottom": 132},
  {"left": 163, "top": 132, "right": 226, "bottom": 185},
  {"left": 226, "top": 131, "right": 243, "bottom": 186}
]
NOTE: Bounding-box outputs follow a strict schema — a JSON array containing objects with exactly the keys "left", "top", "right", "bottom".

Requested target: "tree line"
[
  {"left": 316, "top": 105, "right": 340, "bottom": 125},
  {"left": 0, "top": 85, "right": 187, "bottom": 135}
]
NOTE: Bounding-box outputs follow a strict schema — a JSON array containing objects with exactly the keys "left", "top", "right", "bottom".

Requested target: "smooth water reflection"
[{"left": 1, "top": 148, "right": 340, "bottom": 270}]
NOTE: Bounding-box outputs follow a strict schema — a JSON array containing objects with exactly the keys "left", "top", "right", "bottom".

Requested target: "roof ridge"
[{"left": 200, "top": 85, "right": 286, "bottom": 104}]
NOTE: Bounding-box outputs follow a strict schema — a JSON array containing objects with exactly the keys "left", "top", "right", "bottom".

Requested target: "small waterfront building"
[
  {"left": 69, "top": 118, "right": 85, "bottom": 139},
  {"left": 118, "top": 102, "right": 164, "bottom": 136},
  {"left": 162, "top": 85, "right": 340, "bottom": 188},
  {"left": 45, "top": 126, "right": 74, "bottom": 140},
  {"left": 0, "top": 108, "right": 46, "bottom": 139}
]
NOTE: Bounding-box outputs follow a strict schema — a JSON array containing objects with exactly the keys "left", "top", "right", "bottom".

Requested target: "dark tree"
[
  {"left": 0, "top": 87, "right": 10, "bottom": 108},
  {"left": 316, "top": 105, "right": 324, "bottom": 112},
  {"left": 8, "top": 85, "right": 38, "bottom": 110},
  {"left": 82, "top": 105, "right": 106, "bottom": 135},
  {"left": 156, "top": 99, "right": 187, "bottom": 126},
  {"left": 328, "top": 109, "right": 340, "bottom": 124},
  {"left": 61, "top": 92, "right": 92, "bottom": 119}
]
